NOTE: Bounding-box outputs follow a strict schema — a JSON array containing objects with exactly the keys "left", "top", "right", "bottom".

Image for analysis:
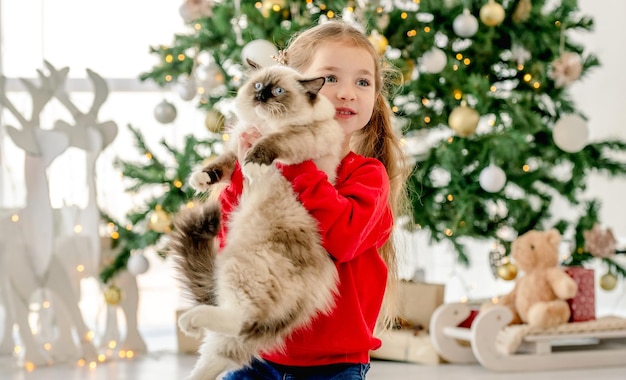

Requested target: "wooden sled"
[{"left": 430, "top": 302, "right": 626, "bottom": 372}]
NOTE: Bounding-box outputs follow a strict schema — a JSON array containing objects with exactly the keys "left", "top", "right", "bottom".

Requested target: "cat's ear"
[
  {"left": 299, "top": 77, "right": 326, "bottom": 96},
  {"left": 246, "top": 59, "right": 263, "bottom": 71}
]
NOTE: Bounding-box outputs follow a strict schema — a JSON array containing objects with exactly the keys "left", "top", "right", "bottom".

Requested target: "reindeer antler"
[
  {"left": 0, "top": 68, "right": 56, "bottom": 156},
  {"left": 44, "top": 60, "right": 118, "bottom": 151}
]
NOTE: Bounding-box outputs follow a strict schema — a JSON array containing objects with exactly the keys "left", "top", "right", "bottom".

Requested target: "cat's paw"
[
  {"left": 242, "top": 162, "right": 271, "bottom": 181},
  {"left": 245, "top": 143, "right": 278, "bottom": 166},
  {"left": 178, "top": 305, "right": 213, "bottom": 338},
  {"left": 189, "top": 170, "right": 219, "bottom": 191}
]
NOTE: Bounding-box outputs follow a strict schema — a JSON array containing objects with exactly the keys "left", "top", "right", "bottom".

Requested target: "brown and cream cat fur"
[{"left": 169, "top": 62, "right": 344, "bottom": 380}]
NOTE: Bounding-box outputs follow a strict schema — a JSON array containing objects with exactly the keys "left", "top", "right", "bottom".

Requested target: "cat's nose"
[{"left": 255, "top": 90, "right": 268, "bottom": 102}]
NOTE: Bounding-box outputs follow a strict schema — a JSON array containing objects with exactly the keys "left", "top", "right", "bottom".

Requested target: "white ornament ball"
[
  {"left": 453, "top": 9, "right": 479, "bottom": 38},
  {"left": 552, "top": 114, "right": 589, "bottom": 153},
  {"left": 176, "top": 75, "right": 197, "bottom": 101},
  {"left": 194, "top": 63, "right": 224, "bottom": 90},
  {"left": 154, "top": 100, "right": 177, "bottom": 124},
  {"left": 127, "top": 253, "right": 150, "bottom": 275},
  {"left": 241, "top": 39, "right": 279, "bottom": 68},
  {"left": 420, "top": 47, "right": 447, "bottom": 74},
  {"left": 479, "top": 164, "right": 507, "bottom": 193}
]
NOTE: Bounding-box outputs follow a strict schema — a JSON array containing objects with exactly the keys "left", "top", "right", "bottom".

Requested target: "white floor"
[
  {"left": 2, "top": 351, "right": 626, "bottom": 380},
  {"left": 2, "top": 325, "right": 626, "bottom": 380},
  {"left": 2, "top": 256, "right": 625, "bottom": 380}
]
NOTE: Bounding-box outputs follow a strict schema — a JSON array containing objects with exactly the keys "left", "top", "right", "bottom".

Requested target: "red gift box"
[{"left": 563, "top": 267, "right": 595, "bottom": 322}]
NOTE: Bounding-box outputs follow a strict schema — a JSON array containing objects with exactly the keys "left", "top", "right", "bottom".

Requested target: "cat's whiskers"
[{"left": 267, "top": 102, "right": 288, "bottom": 118}]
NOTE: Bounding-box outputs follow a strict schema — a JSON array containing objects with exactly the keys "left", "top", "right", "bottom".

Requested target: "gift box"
[
  {"left": 370, "top": 330, "right": 442, "bottom": 364},
  {"left": 394, "top": 281, "right": 446, "bottom": 331},
  {"left": 563, "top": 267, "right": 595, "bottom": 322},
  {"left": 176, "top": 308, "right": 202, "bottom": 354},
  {"left": 370, "top": 281, "right": 445, "bottom": 363}
]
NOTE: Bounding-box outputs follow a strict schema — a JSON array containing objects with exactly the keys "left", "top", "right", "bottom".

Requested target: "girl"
[{"left": 221, "top": 20, "right": 410, "bottom": 379}]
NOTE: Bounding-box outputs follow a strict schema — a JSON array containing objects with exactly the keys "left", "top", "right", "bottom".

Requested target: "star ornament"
[
  {"left": 583, "top": 223, "right": 617, "bottom": 258},
  {"left": 549, "top": 52, "right": 583, "bottom": 88}
]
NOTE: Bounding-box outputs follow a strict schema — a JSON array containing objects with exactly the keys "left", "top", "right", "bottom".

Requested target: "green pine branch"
[
  {"left": 99, "top": 124, "right": 222, "bottom": 283},
  {"left": 121, "top": 0, "right": 626, "bottom": 280}
]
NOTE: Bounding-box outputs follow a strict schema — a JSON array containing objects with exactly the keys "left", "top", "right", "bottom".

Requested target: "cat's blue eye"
[
  {"left": 272, "top": 87, "right": 285, "bottom": 96},
  {"left": 324, "top": 75, "right": 337, "bottom": 83},
  {"left": 254, "top": 82, "right": 263, "bottom": 90},
  {"left": 357, "top": 79, "right": 371, "bottom": 87}
]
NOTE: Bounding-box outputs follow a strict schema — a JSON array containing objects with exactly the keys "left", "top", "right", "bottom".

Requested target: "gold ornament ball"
[
  {"left": 368, "top": 31, "right": 388, "bottom": 56},
  {"left": 600, "top": 272, "right": 618, "bottom": 291},
  {"left": 149, "top": 209, "right": 171, "bottom": 233},
  {"left": 104, "top": 285, "right": 123, "bottom": 305},
  {"left": 480, "top": 0, "right": 506, "bottom": 27},
  {"left": 497, "top": 262, "right": 518, "bottom": 281},
  {"left": 205, "top": 110, "right": 225, "bottom": 133},
  {"left": 448, "top": 103, "right": 480, "bottom": 137}
]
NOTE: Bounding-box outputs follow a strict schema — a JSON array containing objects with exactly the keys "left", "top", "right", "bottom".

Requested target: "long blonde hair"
[{"left": 284, "top": 20, "right": 411, "bottom": 327}]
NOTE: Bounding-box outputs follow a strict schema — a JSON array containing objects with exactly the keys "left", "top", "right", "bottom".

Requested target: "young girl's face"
[{"left": 301, "top": 41, "right": 376, "bottom": 140}]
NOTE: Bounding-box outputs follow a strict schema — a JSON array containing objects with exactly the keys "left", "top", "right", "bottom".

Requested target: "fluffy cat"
[{"left": 169, "top": 62, "right": 344, "bottom": 380}]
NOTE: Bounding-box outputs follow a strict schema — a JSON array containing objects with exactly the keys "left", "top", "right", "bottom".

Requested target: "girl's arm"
[
  {"left": 217, "top": 162, "right": 244, "bottom": 248},
  {"left": 280, "top": 158, "right": 392, "bottom": 263}
]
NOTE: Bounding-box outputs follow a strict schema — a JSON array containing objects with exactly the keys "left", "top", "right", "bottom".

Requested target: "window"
[{"left": 1, "top": 0, "right": 206, "bottom": 350}]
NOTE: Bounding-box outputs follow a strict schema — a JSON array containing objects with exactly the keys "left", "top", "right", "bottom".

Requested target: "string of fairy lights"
[
  {"left": 2, "top": 0, "right": 626, "bottom": 372},
  {"left": 117, "top": 0, "right": 626, "bottom": 296}
]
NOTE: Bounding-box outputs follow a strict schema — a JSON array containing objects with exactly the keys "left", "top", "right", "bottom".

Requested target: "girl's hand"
[{"left": 237, "top": 127, "right": 262, "bottom": 162}]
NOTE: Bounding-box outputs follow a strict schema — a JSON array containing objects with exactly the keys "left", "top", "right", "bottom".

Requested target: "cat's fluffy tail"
[{"left": 169, "top": 201, "right": 221, "bottom": 306}]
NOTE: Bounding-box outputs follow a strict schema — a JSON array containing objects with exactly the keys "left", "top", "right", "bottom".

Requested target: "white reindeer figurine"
[
  {"left": 0, "top": 65, "right": 99, "bottom": 367},
  {"left": 44, "top": 61, "right": 146, "bottom": 356}
]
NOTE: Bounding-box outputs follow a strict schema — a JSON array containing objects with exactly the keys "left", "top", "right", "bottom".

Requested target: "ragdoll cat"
[{"left": 169, "top": 61, "right": 344, "bottom": 380}]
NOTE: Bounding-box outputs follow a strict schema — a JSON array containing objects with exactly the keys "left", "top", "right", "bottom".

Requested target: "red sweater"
[{"left": 217, "top": 152, "right": 393, "bottom": 366}]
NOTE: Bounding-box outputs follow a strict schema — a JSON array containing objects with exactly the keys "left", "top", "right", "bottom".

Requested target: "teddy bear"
[{"left": 492, "top": 229, "right": 578, "bottom": 328}]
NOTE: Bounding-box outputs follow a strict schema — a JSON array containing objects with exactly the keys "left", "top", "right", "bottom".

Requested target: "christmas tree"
[{"left": 101, "top": 0, "right": 626, "bottom": 285}]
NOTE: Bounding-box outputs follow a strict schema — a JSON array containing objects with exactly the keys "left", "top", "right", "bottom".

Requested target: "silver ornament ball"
[
  {"left": 176, "top": 75, "right": 197, "bottom": 101},
  {"left": 553, "top": 114, "right": 588, "bottom": 153},
  {"left": 127, "top": 254, "right": 150, "bottom": 276},
  {"left": 241, "top": 39, "right": 279, "bottom": 68},
  {"left": 479, "top": 164, "right": 507, "bottom": 193},
  {"left": 154, "top": 99, "right": 177, "bottom": 124},
  {"left": 420, "top": 47, "right": 447, "bottom": 74},
  {"left": 453, "top": 9, "right": 479, "bottom": 38}
]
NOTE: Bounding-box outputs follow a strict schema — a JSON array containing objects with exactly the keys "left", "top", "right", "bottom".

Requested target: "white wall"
[{"left": 572, "top": 0, "right": 626, "bottom": 238}]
